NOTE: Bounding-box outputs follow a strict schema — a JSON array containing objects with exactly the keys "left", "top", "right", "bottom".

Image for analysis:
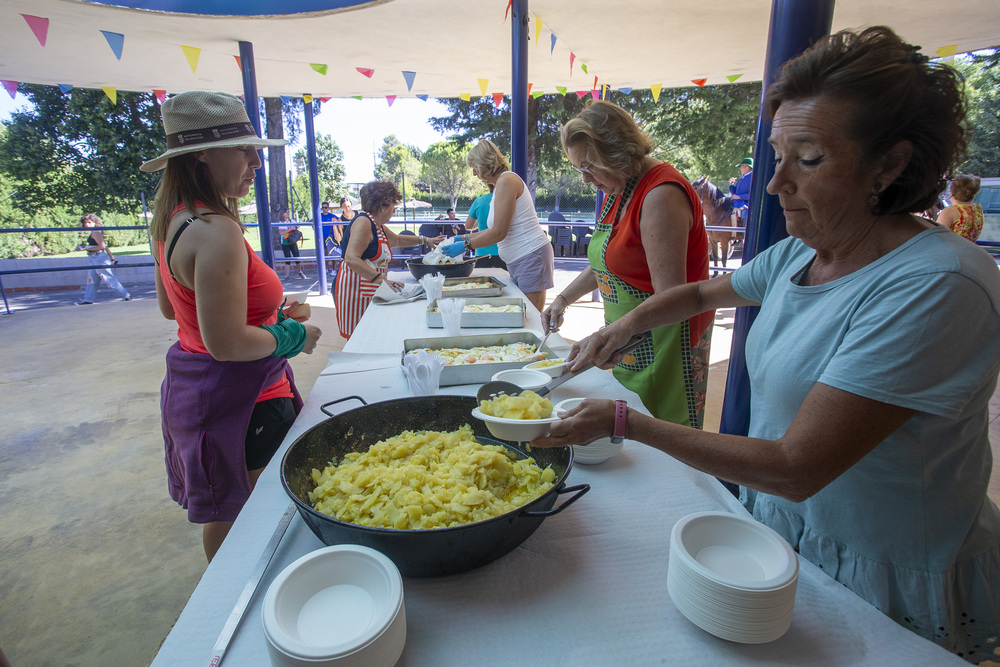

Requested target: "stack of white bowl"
[
  {"left": 554, "top": 398, "right": 624, "bottom": 465},
  {"left": 667, "top": 511, "right": 798, "bottom": 644},
  {"left": 262, "top": 544, "right": 406, "bottom": 667}
]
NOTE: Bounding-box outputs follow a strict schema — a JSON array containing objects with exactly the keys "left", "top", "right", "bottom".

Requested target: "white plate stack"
[{"left": 667, "top": 511, "right": 798, "bottom": 644}]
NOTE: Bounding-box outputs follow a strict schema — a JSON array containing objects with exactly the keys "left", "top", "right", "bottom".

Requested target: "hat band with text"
[{"left": 165, "top": 122, "right": 257, "bottom": 149}]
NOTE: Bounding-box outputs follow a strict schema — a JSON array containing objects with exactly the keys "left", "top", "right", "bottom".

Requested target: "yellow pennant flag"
[
  {"left": 303, "top": 94, "right": 313, "bottom": 104},
  {"left": 460, "top": 93, "right": 471, "bottom": 102},
  {"left": 180, "top": 45, "right": 201, "bottom": 73},
  {"left": 935, "top": 44, "right": 958, "bottom": 58},
  {"left": 101, "top": 86, "right": 117, "bottom": 104},
  {"left": 477, "top": 78, "right": 489, "bottom": 97},
  {"left": 535, "top": 16, "right": 542, "bottom": 46},
  {"left": 651, "top": 83, "right": 662, "bottom": 102}
]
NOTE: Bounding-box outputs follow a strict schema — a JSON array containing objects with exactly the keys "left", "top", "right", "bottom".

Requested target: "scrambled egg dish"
[
  {"left": 443, "top": 280, "right": 492, "bottom": 291},
  {"left": 309, "top": 425, "right": 556, "bottom": 529},
  {"left": 527, "top": 359, "right": 565, "bottom": 369},
  {"left": 479, "top": 390, "right": 554, "bottom": 419},
  {"left": 406, "top": 341, "right": 545, "bottom": 366},
  {"left": 429, "top": 303, "right": 522, "bottom": 313}
]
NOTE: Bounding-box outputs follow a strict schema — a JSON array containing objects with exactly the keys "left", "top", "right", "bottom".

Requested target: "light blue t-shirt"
[
  {"left": 467, "top": 193, "right": 497, "bottom": 257},
  {"left": 730, "top": 227, "right": 1000, "bottom": 655}
]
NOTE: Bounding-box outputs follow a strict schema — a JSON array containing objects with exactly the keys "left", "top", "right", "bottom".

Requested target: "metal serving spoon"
[{"left": 476, "top": 333, "right": 646, "bottom": 403}]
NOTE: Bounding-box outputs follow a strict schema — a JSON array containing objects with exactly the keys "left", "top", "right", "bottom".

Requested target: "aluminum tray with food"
[
  {"left": 401, "top": 331, "right": 559, "bottom": 386},
  {"left": 440, "top": 275, "right": 506, "bottom": 298},
  {"left": 425, "top": 297, "right": 525, "bottom": 328}
]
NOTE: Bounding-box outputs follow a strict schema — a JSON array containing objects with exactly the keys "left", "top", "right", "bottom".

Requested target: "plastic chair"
[
  {"left": 551, "top": 226, "right": 575, "bottom": 257},
  {"left": 572, "top": 225, "right": 592, "bottom": 257}
]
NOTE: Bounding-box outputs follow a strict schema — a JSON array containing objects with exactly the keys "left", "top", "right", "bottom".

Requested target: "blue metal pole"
[
  {"left": 510, "top": 0, "right": 529, "bottom": 181},
  {"left": 239, "top": 40, "right": 274, "bottom": 268},
  {"left": 719, "top": 0, "right": 835, "bottom": 441},
  {"left": 303, "top": 99, "right": 327, "bottom": 295}
]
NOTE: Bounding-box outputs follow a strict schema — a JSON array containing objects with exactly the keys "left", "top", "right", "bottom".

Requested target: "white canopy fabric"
[{"left": 1, "top": 0, "right": 998, "bottom": 100}]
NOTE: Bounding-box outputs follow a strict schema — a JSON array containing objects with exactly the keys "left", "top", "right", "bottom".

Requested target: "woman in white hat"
[{"left": 143, "top": 91, "right": 322, "bottom": 562}]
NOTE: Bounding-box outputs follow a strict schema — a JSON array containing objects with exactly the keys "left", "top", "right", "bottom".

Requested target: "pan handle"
[
  {"left": 520, "top": 483, "right": 590, "bottom": 518},
  {"left": 320, "top": 395, "right": 368, "bottom": 417}
]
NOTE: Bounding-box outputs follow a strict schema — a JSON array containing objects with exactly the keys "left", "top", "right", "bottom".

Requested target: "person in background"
[
  {"left": 937, "top": 174, "right": 984, "bottom": 242},
  {"left": 335, "top": 196, "right": 354, "bottom": 240},
  {"left": 534, "top": 27, "right": 1000, "bottom": 659},
  {"left": 442, "top": 139, "right": 554, "bottom": 312},
  {"left": 437, "top": 207, "right": 463, "bottom": 236},
  {"left": 76, "top": 213, "right": 132, "bottom": 305},
  {"left": 278, "top": 208, "right": 306, "bottom": 280},
  {"left": 464, "top": 185, "right": 505, "bottom": 269},
  {"left": 729, "top": 157, "right": 753, "bottom": 225},
  {"left": 542, "top": 99, "right": 712, "bottom": 427},
  {"left": 141, "top": 90, "right": 322, "bottom": 562},
  {"left": 320, "top": 201, "right": 338, "bottom": 276}
]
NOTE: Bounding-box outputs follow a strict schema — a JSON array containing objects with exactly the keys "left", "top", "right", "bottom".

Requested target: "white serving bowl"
[
  {"left": 490, "top": 368, "right": 552, "bottom": 391},
  {"left": 283, "top": 289, "right": 310, "bottom": 306},
  {"left": 522, "top": 358, "right": 567, "bottom": 378},
  {"left": 471, "top": 406, "right": 559, "bottom": 442},
  {"left": 553, "top": 398, "right": 624, "bottom": 464},
  {"left": 261, "top": 544, "right": 405, "bottom": 667}
]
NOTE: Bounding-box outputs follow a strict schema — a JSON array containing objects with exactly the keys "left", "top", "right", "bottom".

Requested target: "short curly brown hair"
[
  {"left": 765, "top": 26, "right": 967, "bottom": 215},
  {"left": 359, "top": 180, "right": 402, "bottom": 214}
]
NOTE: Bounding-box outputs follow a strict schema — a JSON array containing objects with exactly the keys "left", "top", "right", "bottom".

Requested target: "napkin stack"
[
  {"left": 371, "top": 281, "right": 424, "bottom": 305},
  {"left": 419, "top": 274, "right": 445, "bottom": 305},
  {"left": 401, "top": 350, "right": 445, "bottom": 396},
  {"left": 437, "top": 298, "right": 466, "bottom": 336}
]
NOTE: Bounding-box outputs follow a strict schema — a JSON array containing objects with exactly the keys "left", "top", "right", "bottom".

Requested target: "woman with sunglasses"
[{"left": 542, "top": 100, "right": 712, "bottom": 428}]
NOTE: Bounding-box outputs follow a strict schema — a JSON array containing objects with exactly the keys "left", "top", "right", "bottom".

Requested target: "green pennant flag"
[
  {"left": 556, "top": 86, "right": 567, "bottom": 95},
  {"left": 311, "top": 63, "right": 328, "bottom": 76}
]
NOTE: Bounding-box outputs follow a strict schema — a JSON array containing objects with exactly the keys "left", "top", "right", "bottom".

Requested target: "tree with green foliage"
[
  {"left": 0, "top": 84, "right": 165, "bottom": 214},
  {"left": 291, "top": 133, "right": 347, "bottom": 218},
  {"left": 420, "top": 141, "right": 478, "bottom": 207},
  {"left": 955, "top": 49, "right": 1000, "bottom": 177},
  {"left": 374, "top": 135, "right": 422, "bottom": 196}
]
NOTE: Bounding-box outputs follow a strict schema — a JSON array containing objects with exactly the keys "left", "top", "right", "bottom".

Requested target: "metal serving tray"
[
  {"left": 401, "top": 331, "right": 558, "bottom": 386},
  {"left": 439, "top": 275, "right": 506, "bottom": 298},
  {"left": 425, "top": 298, "right": 525, "bottom": 329}
]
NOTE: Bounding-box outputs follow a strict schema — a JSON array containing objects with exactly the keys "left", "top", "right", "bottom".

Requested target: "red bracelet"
[{"left": 611, "top": 400, "right": 628, "bottom": 444}]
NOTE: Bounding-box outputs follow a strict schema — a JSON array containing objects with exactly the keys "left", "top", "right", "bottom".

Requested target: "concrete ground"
[{"left": 1, "top": 261, "right": 998, "bottom": 666}]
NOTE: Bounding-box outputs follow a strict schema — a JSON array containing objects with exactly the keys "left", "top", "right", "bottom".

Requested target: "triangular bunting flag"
[
  {"left": 556, "top": 86, "right": 567, "bottom": 96},
  {"left": 102, "top": 87, "right": 117, "bottom": 104},
  {"left": 180, "top": 45, "right": 201, "bottom": 73},
  {"left": 492, "top": 92, "right": 504, "bottom": 107},
  {"left": 416, "top": 94, "right": 429, "bottom": 101},
  {"left": 593, "top": 75, "right": 598, "bottom": 90},
  {"left": 618, "top": 86, "right": 632, "bottom": 94},
  {"left": 527, "top": 83, "right": 533, "bottom": 95},
  {"left": 20, "top": 14, "right": 49, "bottom": 47},
  {"left": 531, "top": 90, "right": 544, "bottom": 99},
  {"left": 2, "top": 81, "right": 17, "bottom": 99},
  {"left": 935, "top": 45, "right": 958, "bottom": 58},
  {"left": 576, "top": 90, "right": 588, "bottom": 99},
  {"left": 535, "top": 17, "right": 542, "bottom": 46},
  {"left": 352, "top": 95, "right": 363, "bottom": 100},
  {"left": 460, "top": 93, "right": 471, "bottom": 102},
  {"left": 402, "top": 71, "right": 416, "bottom": 91},
  {"left": 152, "top": 89, "right": 167, "bottom": 103},
  {"left": 550, "top": 34, "right": 557, "bottom": 55},
  {"left": 101, "top": 31, "right": 124, "bottom": 61},
  {"left": 504, "top": 0, "right": 512, "bottom": 22},
  {"left": 386, "top": 96, "right": 396, "bottom": 107},
  {"left": 320, "top": 97, "right": 332, "bottom": 102},
  {"left": 310, "top": 63, "right": 328, "bottom": 75},
  {"left": 651, "top": 84, "right": 662, "bottom": 102},
  {"left": 234, "top": 55, "right": 242, "bottom": 70},
  {"left": 477, "top": 78, "right": 489, "bottom": 96},
  {"left": 58, "top": 84, "right": 73, "bottom": 94},
  {"left": 280, "top": 95, "right": 293, "bottom": 103},
  {"left": 303, "top": 95, "right": 313, "bottom": 104},
  {"left": 581, "top": 63, "right": 588, "bottom": 74},
  {"left": 356, "top": 67, "right": 375, "bottom": 78},
  {"left": 691, "top": 78, "right": 707, "bottom": 87},
  {"left": 726, "top": 74, "right": 743, "bottom": 83},
  {"left": 590, "top": 90, "right": 599, "bottom": 100},
  {"left": 569, "top": 52, "right": 576, "bottom": 75}
]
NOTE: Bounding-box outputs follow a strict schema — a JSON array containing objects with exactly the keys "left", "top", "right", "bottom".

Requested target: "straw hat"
[{"left": 140, "top": 91, "right": 287, "bottom": 172}]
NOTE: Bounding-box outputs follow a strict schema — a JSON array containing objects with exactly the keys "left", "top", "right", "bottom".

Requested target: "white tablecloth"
[{"left": 152, "top": 269, "right": 963, "bottom": 666}]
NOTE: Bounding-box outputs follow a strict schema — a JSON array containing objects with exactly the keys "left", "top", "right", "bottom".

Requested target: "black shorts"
[
  {"left": 281, "top": 243, "right": 300, "bottom": 258},
  {"left": 244, "top": 396, "right": 297, "bottom": 470}
]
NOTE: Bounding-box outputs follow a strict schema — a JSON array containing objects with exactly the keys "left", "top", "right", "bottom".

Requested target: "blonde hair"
[
  {"left": 560, "top": 100, "right": 653, "bottom": 179},
  {"left": 148, "top": 152, "right": 241, "bottom": 243},
  {"left": 466, "top": 139, "right": 509, "bottom": 177}
]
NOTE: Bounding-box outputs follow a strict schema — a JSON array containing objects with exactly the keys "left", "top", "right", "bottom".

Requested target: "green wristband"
[{"left": 260, "top": 317, "right": 308, "bottom": 358}]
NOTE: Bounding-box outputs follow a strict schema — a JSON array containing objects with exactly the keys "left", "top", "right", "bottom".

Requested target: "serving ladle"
[{"left": 476, "top": 333, "right": 646, "bottom": 403}]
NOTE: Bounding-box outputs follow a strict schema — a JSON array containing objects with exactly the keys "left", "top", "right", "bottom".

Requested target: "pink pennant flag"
[
  {"left": 386, "top": 95, "right": 396, "bottom": 107},
  {"left": 576, "top": 90, "right": 588, "bottom": 99},
  {"left": 492, "top": 92, "right": 504, "bottom": 107},
  {"left": 590, "top": 89, "right": 599, "bottom": 100},
  {"left": 20, "top": 15, "right": 48, "bottom": 47},
  {"left": 691, "top": 78, "right": 707, "bottom": 87},
  {"left": 356, "top": 67, "right": 375, "bottom": 78},
  {"left": 569, "top": 52, "right": 576, "bottom": 75},
  {"left": 2, "top": 80, "right": 17, "bottom": 99},
  {"left": 152, "top": 89, "right": 167, "bottom": 104}
]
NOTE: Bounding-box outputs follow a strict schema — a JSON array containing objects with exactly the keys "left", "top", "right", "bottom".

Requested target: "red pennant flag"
[
  {"left": 234, "top": 55, "right": 241, "bottom": 69},
  {"left": 492, "top": 92, "right": 504, "bottom": 107},
  {"left": 504, "top": 0, "right": 512, "bottom": 22},
  {"left": 152, "top": 89, "right": 167, "bottom": 104},
  {"left": 593, "top": 75, "right": 598, "bottom": 91},
  {"left": 356, "top": 67, "right": 375, "bottom": 78},
  {"left": 20, "top": 14, "right": 48, "bottom": 47},
  {"left": 527, "top": 83, "right": 533, "bottom": 95},
  {"left": 569, "top": 52, "right": 576, "bottom": 75},
  {"left": 691, "top": 78, "right": 707, "bottom": 87},
  {"left": 320, "top": 97, "right": 332, "bottom": 102}
]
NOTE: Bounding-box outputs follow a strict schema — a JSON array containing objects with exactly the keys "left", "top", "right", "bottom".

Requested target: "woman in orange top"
[
  {"left": 141, "top": 91, "right": 322, "bottom": 562},
  {"left": 937, "top": 174, "right": 985, "bottom": 242}
]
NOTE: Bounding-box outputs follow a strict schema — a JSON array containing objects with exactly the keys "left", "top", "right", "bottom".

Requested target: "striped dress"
[{"left": 333, "top": 224, "right": 391, "bottom": 338}]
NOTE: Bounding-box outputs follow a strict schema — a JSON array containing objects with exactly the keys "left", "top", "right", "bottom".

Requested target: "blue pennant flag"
[
  {"left": 58, "top": 84, "right": 74, "bottom": 94},
  {"left": 100, "top": 30, "right": 124, "bottom": 61}
]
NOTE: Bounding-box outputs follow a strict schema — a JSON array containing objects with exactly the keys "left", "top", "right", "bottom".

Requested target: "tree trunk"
[{"left": 264, "top": 98, "right": 287, "bottom": 250}]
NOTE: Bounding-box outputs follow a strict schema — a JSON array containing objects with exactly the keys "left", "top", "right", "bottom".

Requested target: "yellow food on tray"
[
  {"left": 308, "top": 425, "right": 556, "bottom": 530},
  {"left": 429, "top": 303, "right": 522, "bottom": 313},
  {"left": 443, "top": 280, "right": 490, "bottom": 291},
  {"left": 527, "top": 359, "right": 564, "bottom": 368},
  {"left": 479, "top": 390, "right": 554, "bottom": 419},
  {"left": 407, "top": 341, "right": 545, "bottom": 366}
]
